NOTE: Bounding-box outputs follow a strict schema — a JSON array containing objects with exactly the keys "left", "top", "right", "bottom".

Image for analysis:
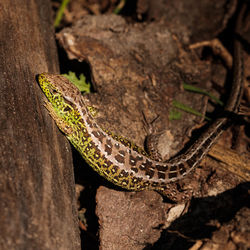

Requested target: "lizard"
[{"left": 38, "top": 19, "right": 244, "bottom": 202}]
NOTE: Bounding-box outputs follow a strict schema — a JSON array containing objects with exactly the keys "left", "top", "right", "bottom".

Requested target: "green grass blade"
[
  {"left": 172, "top": 100, "right": 211, "bottom": 121},
  {"left": 54, "top": 0, "right": 70, "bottom": 28},
  {"left": 113, "top": 0, "right": 126, "bottom": 14},
  {"left": 183, "top": 83, "right": 224, "bottom": 106}
]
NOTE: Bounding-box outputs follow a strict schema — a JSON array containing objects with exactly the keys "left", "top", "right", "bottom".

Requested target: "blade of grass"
[
  {"left": 54, "top": 0, "right": 70, "bottom": 28},
  {"left": 113, "top": 0, "right": 126, "bottom": 14},
  {"left": 183, "top": 83, "right": 224, "bottom": 106},
  {"left": 173, "top": 100, "right": 211, "bottom": 121},
  {"left": 169, "top": 108, "right": 182, "bottom": 120}
]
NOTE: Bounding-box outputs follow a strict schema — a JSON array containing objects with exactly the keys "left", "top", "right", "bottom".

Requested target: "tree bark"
[{"left": 0, "top": 1, "right": 80, "bottom": 249}]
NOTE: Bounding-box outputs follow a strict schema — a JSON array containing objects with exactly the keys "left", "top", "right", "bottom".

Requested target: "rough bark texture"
[{"left": 0, "top": 1, "right": 80, "bottom": 249}]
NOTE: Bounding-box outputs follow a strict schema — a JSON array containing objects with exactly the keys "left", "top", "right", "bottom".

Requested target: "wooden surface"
[{"left": 0, "top": 1, "right": 80, "bottom": 249}]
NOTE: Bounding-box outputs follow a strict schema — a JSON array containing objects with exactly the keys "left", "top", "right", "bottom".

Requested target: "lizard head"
[
  {"left": 38, "top": 73, "right": 82, "bottom": 105},
  {"left": 38, "top": 73, "right": 83, "bottom": 134}
]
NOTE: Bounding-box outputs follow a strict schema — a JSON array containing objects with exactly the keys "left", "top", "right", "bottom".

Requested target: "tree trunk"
[{"left": 0, "top": 1, "right": 80, "bottom": 249}]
